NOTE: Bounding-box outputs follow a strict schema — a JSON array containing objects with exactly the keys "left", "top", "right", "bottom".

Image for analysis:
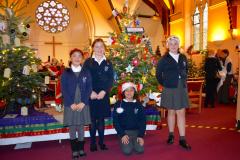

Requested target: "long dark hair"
[
  {"left": 68, "top": 48, "right": 84, "bottom": 66},
  {"left": 222, "top": 49, "right": 229, "bottom": 56}
]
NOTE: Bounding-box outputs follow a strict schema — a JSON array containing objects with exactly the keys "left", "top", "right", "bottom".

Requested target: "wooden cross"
[{"left": 45, "top": 36, "right": 62, "bottom": 57}]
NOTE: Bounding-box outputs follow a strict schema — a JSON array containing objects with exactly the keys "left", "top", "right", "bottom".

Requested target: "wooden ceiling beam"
[
  {"left": 153, "top": 0, "right": 170, "bottom": 36},
  {"left": 142, "top": 0, "right": 159, "bottom": 14},
  {"left": 108, "top": 0, "right": 121, "bottom": 32},
  {"left": 168, "top": 0, "right": 175, "bottom": 14}
]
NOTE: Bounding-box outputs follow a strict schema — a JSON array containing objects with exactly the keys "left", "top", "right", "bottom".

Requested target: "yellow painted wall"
[
  {"left": 17, "top": 0, "right": 114, "bottom": 65},
  {"left": 184, "top": 0, "right": 193, "bottom": 50},
  {"left": 85, "top": 0, "right": 113, "bottom": 37},
  {"left": 170, "top": 19, "right": 185, "bottom": 47},
  {"left": 169, "top": 0, "right": 185, "bottom": 48},
  {"left": 139, "top": 18, "right": 165, "bottom": 52},
  {"left": 208, "top": 1, "right": 231, "bottom": 41},
  {"left": 23, "top": 0, "right": 90, "bottom": 66}
]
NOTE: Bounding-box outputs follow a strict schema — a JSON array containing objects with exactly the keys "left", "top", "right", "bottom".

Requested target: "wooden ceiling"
[{"left": 91, "top": 0, "right": 173, "bottom": 35}]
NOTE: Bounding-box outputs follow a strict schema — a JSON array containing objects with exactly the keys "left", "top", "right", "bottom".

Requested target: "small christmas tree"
[
  {"left": 186, "top": 45, "right": 206, "bottom": 78},
  {"left": 0, "top": 0, "right": 45, "bottom": 110},
  {"left": 108, "top": 3, "right": 159, "bottom": 97},
  {"left": 187, "top": 59, "right": 200, "bottom": 78}
]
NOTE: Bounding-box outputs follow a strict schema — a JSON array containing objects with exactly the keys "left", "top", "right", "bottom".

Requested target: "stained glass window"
[
  {"left": 193, "top": 7, "right": 200, "bottom": 50},
  {"left": 35, "top": 0, "right": 70, "bottom": 33},
  {"left": 202, "top": 3, "right": 208, "bottom": 50},
  {"left": 193, "top": 2, "right": 208, "bottom": 50}
]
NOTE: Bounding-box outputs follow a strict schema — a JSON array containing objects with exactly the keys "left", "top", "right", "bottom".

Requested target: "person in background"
[
  {"left": 218, "top": 49, "right": 233, "bottom": 104},
  {"left": 155, "top": 45, "right": 161, "bottom": 59},
  {"left": 156, "top": 35, "right": 191, "bottom": 150},
  {"left": 83, "top": 38, "right": 114, "bottom": 152},
  {"left": 113, "top": 82, "right": 146, "bottom": 155},
  {"left": 204, "top": 49, "right": 222, "bottom": 108},
  {"left": 61, "top": 48, "right": 92, "bottom": 160}
]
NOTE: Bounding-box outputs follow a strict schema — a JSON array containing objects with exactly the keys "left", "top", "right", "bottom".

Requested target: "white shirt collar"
[
  {"left": 92, "top": 54, "right": 106, "bottom": 65},
  {"left": 169, "top": 52, "right": 179, "bottom": 62},
  {"left": 71, "top": 65, "right": 82, "bottom": 72},
  {"left": 123, "top": 99, "right": 137, "bottom": 103}
]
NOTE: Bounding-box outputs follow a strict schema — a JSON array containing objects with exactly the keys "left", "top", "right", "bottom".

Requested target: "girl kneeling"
[{"left": 113, "top": 82, "right": 146, "bottom": 155}]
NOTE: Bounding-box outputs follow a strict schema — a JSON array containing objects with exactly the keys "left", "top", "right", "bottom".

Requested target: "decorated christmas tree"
[
  {"left": 107, "top": 3, "right": 159, "bottom": 97},
  {"left": 0, "top": 0, "right": 45, "bottom": 111},
  {"left": 186, "top": 45, "right": 206, "bottom": 78}
]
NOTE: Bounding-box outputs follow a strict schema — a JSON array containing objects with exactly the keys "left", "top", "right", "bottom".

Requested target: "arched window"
[
  {"left": 193, "top": 7, "right": 200, "bottom": 50},
  {"left": 202, "top": 3, "right": 208, "bottom": 49},
  {"left": 192, "top": 1, "right": 208, "bottom": 50}
]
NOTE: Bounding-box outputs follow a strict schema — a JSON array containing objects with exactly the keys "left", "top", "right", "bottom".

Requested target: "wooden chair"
[{"left": 187, "top": 80, "right": 204, "bottom": 113}]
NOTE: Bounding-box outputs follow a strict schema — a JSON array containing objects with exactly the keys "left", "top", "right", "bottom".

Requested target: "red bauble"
[
  {"left": 112, "top": 37, "right": 116, "bottom": 45},
  {"left": 130, "top": 35, "right": 136, "bottom": 43},
  {"left": 137, "top": 83, "right": 143, "bottom": 91},
  {"left": 137, "top": 37, "right": 142, "bottom": 44},
  {"left": 0, "top": 100, "right": 6, "bottom": 109},
  {"left": 132, "top": 58, "right": 139, "bottom": 66}
]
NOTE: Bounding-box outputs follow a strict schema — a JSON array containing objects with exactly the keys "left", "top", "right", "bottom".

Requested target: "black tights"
[{"left": 89, "top": 117, "right": 105, "bottom": 146}]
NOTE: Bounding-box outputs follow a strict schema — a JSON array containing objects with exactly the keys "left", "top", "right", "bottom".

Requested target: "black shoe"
[
  {"left": 72, "top": 154, "right": 79, "bottom": 160},
  {"left": 204, "top": 103, "right": 208, "bottom": 108},
  {"left": 70, "top": 139, "right": 79, "bottom": 160},
  {"left": 78, "top": 141, "right": 87, "bottom": 157},
  {"left": 99, "top": 144, "right": 108, "bottom": 150},
  {"left": 179, "top": 140, "right": 191, "bottom": 150},
  {"left": 167, "top": 135, "right": 174, "bottom": 144},
  {"left": 79, "top": 151, "right": 87, "bottom": 157},
  {"left": 90, "top": 144, "right": 97, "bottom": 152},
  {"left": 237, "top": 120, "right": 240, "bottom": 130}
]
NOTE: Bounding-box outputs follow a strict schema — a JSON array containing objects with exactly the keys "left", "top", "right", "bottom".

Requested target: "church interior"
[{"left": 0, "top": 0, "right": 240, "bottom": 160}]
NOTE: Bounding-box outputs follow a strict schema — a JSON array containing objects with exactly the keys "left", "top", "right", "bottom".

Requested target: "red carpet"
[{"left": 1, "top": 104, "right": 240, "bottom": 160}]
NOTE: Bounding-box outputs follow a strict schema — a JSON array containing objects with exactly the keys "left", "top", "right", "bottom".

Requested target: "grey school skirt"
[
  {"left": 161, "top": 79, "right": 189, "bottom": 110},
  {"left": 63, "top": 105, "right": 91, "bottom": 126}
]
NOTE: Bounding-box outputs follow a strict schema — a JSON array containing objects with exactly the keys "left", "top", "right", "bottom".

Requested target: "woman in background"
[
  {"left": 218, "top": 49, "right": 233, "bottom": 104},
  {"left": 204, "top": 49, "right": 222, "bottom": 108}
]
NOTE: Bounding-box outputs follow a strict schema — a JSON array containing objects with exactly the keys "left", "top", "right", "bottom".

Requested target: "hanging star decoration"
[
  {"left": 142, "top": 75, "right": 147, "bottom": 84},
  {"left": 150, "top": 67, "right": 156, "bottom": 76},
  {"left": 125, "top": 64, "right": 134, "bottom": 73},
  {"left": 124, "top": 34, "right": 129, "bottom": 41}
]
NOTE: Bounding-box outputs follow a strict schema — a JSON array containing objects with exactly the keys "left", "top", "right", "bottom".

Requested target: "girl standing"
[
  {"left": 156, "top": 36, "right": 191, "bottom": 150},
  {"left": 83, "top": 38, "right": 114, "bottom": 151},
  {"left": 61, "top": 49, "right": 92, "bottom": 159}
]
